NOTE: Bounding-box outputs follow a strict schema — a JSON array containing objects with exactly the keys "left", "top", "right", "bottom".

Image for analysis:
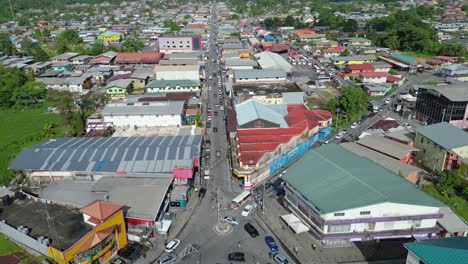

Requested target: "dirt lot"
[{"left": 305, "top": 85, "right": 340, "bottom": 109}]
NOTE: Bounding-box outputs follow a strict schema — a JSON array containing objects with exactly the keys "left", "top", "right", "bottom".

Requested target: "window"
[
  {"left": 360, "top": 211, "right": 371, "bottom": 215},
  {"left": 420, "top": 137, "right": 424, "bottom": 143},
  {"left": 334, "top": 212, "right": 345, "bottom": 217},
  {"left": 412, "top": 220, "right": 421, "bottom": 228},
  {"left": 329, "top": 224, "right": 351, "bottom": 233}
]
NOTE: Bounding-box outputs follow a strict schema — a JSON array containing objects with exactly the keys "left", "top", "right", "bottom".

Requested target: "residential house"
[
  {"left": 415, "top": 84, "right": 468, "bottom": 129},
  {"left": 72, "top": 55, "right": 93, "bottom": 65},
  {"left": 114, "top": 52, "right": 163, "bottom": 65},
  {"left": 442, "top": 64, "right": 468, "bottom": 77},
  {"left": 414, "top": 122, "right": 468, "bottom": 172},
  {"left": 363, "top": 84, "right": 390, "bottom": 96},
  {"left": 372, "top": 61, "right": 392, "bottom": 73},
  {"left": 283, "top": 143, "right": 445, "bottom": 246},
  {"left": 126, "top": 68, "right": 154, "bottom": 89},
  {"left": 89, "top": 51, "right": 118, "bottom": 65},
  {"left": 26, "top": 62, "right": 53, "bottom": 76},
  {"left": 158, "top": 35, "right": 202, "bottom": 53},
  {"left": 404, "top": 237, "right": 468, "bottom": 264},
  {"left": 102, "top": 101, "right": 185, "bottom": 127},
  {"left": 97, "top": 30, "right": 122, "bottom": 44},
  {"left": 51, "top": 61, "right": 74, "bottom": 71},
  {"left": 321, "top": 47, "right": 344, "bottom": 58},
  {"left": 338, "top": 37, "right": 372, "bottom": 47},
  {"left": 36, "top": 76, "right": 93, "bottom": 94},
  {"left": 233, "top": 69, "right": 287, "bottom": 83},
  {"left": 341, "top": 63, "right": 375, "bottom": 78},
  {"left": 145, "top": 79, "right": 201, "bottom": 94},
  {"left": 105, "top": 79, "right": 133, "bottom": 100},
  {"left": 50, "top": 52, "right": 79, "bottom": 62},
  {"left": 358, "top": 72, "right": 388, "bottom": 84}
]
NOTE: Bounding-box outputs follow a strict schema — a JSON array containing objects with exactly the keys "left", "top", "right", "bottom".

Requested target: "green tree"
[
  {"left": 32, "top": 46, "right": 50, "bottom": 62},
  {"left": 163, "top": 20, "right": 182, "bottom": 33},
  {"left": 34, "top": 28, "right": 42, "bottom": 38},
  {"left": 20, "top": 37, "right": 34, "bottom": 54},
  {"left": 12, "top": 82, "right": 47, "bottom": 109},
  {"left": 343, "top": 19, "right": 358, "bottom": 33},
  {"left": 41, "top": 122, "right": 56, "bottom": 138},
  {"left": 434, "top": 171, "right": 460, "bottom": 198},
  {"left": 338, "top": 87, "right": 368, "bottom": 121},
  {"left": 120, "top": 38, "right": 144, "bottom": 52},
  {"left": 0, "top": 33, "right": 14, "bottom": 55},
  {"left": 88, "top": 42, "right": 105, "bottom": 56},
  {"left": 46, "top": 90, "right": 76, "bottom": 125}
]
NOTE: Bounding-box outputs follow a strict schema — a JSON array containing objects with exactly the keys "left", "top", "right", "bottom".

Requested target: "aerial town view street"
[{"left": 0, "top": 0, "right": 467, "bottom": 263}]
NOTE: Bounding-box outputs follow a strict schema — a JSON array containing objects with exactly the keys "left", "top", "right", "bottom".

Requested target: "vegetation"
[
  {"left": 261, "top": 15, "right": 309, "bottom": 31},
  {"left": 324, "top": 86, "right": 368, "bottom": 129},
  {"left": 0, "top": 234, "right": 47, "bottom": 264},
  {"left": 424, "top": 177, "right": 468, "bottom": 222},
  {"left": 120, "top": 38, "right": 145, "bottom": 52}
]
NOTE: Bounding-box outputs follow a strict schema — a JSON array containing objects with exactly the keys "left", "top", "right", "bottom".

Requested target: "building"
[
  {"left": 363, "top": 84, "right": 390, "bottom": 96},
  {"left": 154, "top": 65, "right": 200, "bottom": 81},
  {"left": 9, "top": 135, "right": 201, "bottom": 182},
  {"left": 145, "top": 79, "right": 201, "bottom": 94},
  {"left": 102, "top": 101, "right": 185, "bottom": 127},
  {"left": 114, "top": 52, "right": 163, "bottom": 65},
  {"left": 0, "top": 198, "right": 127, "bottom": 264},
  {"left": 36, "top": 76, "right": 93, "bottom": 94},
  {"left": 330, "top": 55, "right": 376, "bottom": 65},
  {"left": 442, "top": 64, "right": 468, "bottom": 77},
  {"left": 50, "top": 52, "right": 80, "bottom": 62},
  {"left": 26, "top": 62, "right": 53, "bottom": 76},
  {"left": 283, "top": 143, "right": 445, "bottom": 246},
  {"left": 254, "top": 51, "right": 293, "bottom": 74},
  {"left": 72, "top": 55, "right": 93, "bottom": 65},
  {"left": 105, "top": 79, "right": 133, "bottom": 100},
  {"left": 224, "top": 59, "right": 258, "bottom": 70},
  {"left": 414, "top": 122, "right": 468, "bottom": 172},
  {"left": 233, "top": 69, "right": 287, "bottom": 83},
  {"left": 404, "top": 237, "right": 468, "bottom": 264},
  {"left": 338, "top": 37, "right": 372, "bottom": 47},
  {"left": 89, "top": 51, "right": 118, "bottom": 65},
  {"left": 414, "top": 84, "right": 468, "bottom": 129},
  {"left": 158, "top": 35, "right": 202, "bottom": 53},
  {"left": 358, "top": 72, "right": 389, "bottom": 84},
  {"left": 126, "top": 68, "right": 154, "bottom": 89},
  {"left": 97, "top": 31, "right": 122, "bottom": 44},
  {"left": 356, "top": 134, "right": 418, "bottom": 164}
]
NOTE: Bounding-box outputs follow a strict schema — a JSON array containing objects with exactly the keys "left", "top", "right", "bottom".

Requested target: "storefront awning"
[{"left": 281, "top": 214, "right": 309, "bottom": 234}]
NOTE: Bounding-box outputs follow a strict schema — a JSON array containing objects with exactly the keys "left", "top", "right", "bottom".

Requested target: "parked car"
[
  {"left": 213, "top": 127, "right": 218, "bottom": 132},
  {"left": 402, "top": 123, "right": 411, "bottom": 129},
  {"left": 204, "top": 169, "right": 210, "bottom": 180},
  {"left": 241, "top": 204, "right": 253, "bottom": 216},
  {"left": 273, "top": 253, "right": 289, "bottom": 264},
  {"left": 228, "top": 252, "right": 245, "bottom": 262},
  {"left": 334, "top": 133, "right": 344, "bottom": 140},
  {"left": 244, "top": 223, "right": 259, "bottom": 237},
  {"left": 223, "top": 216, "right": 239, "bottom": 225},
  {"left": 264, "top": 236, "right": 279, "bottom": 252},
  {"left": 157, "top": 254, "right": 177, "bottom": 264},
  {"left": 350, "top": 122, "right": 358, "bottom": 129},
  {"left": 165, "top": 239, "right": 181, "bottom": 253},
  {"left": 111, "top": 258, "right": 127, "bottom": 264}
]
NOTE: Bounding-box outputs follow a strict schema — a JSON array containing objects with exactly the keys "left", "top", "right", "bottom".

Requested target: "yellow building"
[
  {"left": 331, "top": 55, "right": 376, "bottom": 65},
  {"left": 97, "top": 31, "right": 122, "bottom": 44},
  {"left": 48, "top": 200, "right": 128, "bottom": 264}
]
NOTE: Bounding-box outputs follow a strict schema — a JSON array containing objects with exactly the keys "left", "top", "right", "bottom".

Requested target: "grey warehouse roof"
[
  {"left": 415, "top": 84, "right": 468, "bottom": 102},
  {"left": 254, "top": 51, "right": 293, "bottom": 73},
  {"left": 10, "top": 135, "right": 201, "bottom": 173},
  {"left": 234, "top": 69, "right": 287, "bottom": 79},
  {"left": 236, "top": 99, "right": 288, "bottom": 127},
  {"left": 102, "top": 101, "right": 185, "bottom": 116},
  {"left": 416, "top": 122, "right": 468, "bottom": 150}
]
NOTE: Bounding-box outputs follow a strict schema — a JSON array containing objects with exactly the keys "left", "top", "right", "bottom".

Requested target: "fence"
[{"left": 0, "top": 221, "right": 49, "bottom": 255}]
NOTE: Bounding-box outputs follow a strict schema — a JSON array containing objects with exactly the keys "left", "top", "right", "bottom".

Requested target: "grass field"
[
  {"left": 0, "top": 108, "right": 68, "bottom": 185},
  {"left": 0, "top": 234, "right": 46, "bottom": 264},
  {"left": 424, "top": 184, "right": 468, "bottom": 221}
]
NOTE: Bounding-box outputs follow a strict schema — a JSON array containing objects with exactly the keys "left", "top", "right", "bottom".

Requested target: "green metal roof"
[
  {"left": 145, "top": 79, "right": 200, "bottom": 88},
  {"left": 283, "top": 143, "right": 445, "bottom": 214},
  {"left": 416, "top": 122, "right": 468, "bottom": 150},
  {"left": 404, "top": 237, "right": 468, "bottom": 264}
]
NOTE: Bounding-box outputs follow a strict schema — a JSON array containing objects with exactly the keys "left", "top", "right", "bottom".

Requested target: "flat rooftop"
[
  {"left": 233, "top": 82, "right": 301, "bottom": 103},
  {"left": 0, "top": 199, "right": 91, "bottom": 250}
]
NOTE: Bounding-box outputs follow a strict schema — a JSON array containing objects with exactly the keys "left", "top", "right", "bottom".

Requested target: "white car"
[
  {"left": 220, "top": 106, "right": 224, "bottom": 111},
  {"left": 204, "top": 169, "right": 210, "bottom": 180},
  {"left": 165, "top": 239, "right": 181, "bottom": 253},
  {"left": 350, "top": 123, "right": 358, "bottom": 129},
  {"left": 402, "top": 123, "right": 411, "bottom": 129},
  {"left": 241, "top": 204, "right": 253, "bottom": 217},
  {"left": 334, "top": 133, "right": 344, "bottom": 140},
  {"left": 385, "top": 98, "right": 391, "bottom": 104},
  {"left": 223, "top": 216, "right": 239, "bottom": 225}
]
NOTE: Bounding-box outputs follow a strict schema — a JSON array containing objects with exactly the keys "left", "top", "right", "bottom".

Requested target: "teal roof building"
[{"left": 404, "top": 237, "right": 468, "bottom": 264}]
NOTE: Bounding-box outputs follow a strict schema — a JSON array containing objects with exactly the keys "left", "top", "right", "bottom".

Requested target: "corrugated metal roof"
[
  {"left": 283, "top": 143, "right": 445, "bottom": 214},
  {"left": 254, "top": 51, "right": 293, "bottom": 72},
  {"left": 225, "top": 59, "right": 258, "bottom": 67},
  {"left": 416, "top": 122, "right": 468, "bottom": 150},
  {"left": 236, "top": 99, "right": 288, "bottom": 127},
  {"left": 102, "top": 101, "right": 185, "bottom": 116},
  {"left": 357, "top": 134, "right": 418, "bottom": 160},
  {"left": 146, "top": 79, "right": 200, "bottom": 88},
  {"left": 9, "top": 135, "right": 201, "bottom": 173},
  {"left": 233, "top": 69, "right": 287, "bottom": 79},
  {"left": 404, "top": 237, "right": 468, "bottom": 264}
]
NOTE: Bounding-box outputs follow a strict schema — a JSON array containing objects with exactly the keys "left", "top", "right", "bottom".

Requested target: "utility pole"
[
  {"left": 441, "top": 108, "right": 446, "bottom": 123},
  {"left": 335, "top": 108, "right": 341, "bottom": 128},
  {"left": 262, "top": 181, "right": 266, "bottom": 214},
  {"left": 8, "top": 0, "right": 14, "bottom": 20}
]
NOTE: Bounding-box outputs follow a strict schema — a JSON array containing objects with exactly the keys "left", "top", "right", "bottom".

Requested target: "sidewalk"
[{"left": 256, "top": 195, "right": 407, "bottom": 264}]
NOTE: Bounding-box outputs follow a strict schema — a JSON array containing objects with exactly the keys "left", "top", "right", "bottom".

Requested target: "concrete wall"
[
  {"left": 0, "top": 221, "right": 49, "bottom": 255},
  {"left": 103, "top": 114, "right": 182, "bottom": 127},
  {"left": 414, "top": 133, "right": 447, "bottom": 172},
  {"left": 155, "top": 71, "right": 199, "bottom": 81},
  {"left": 146, "top": 86, "right": 200, "bottom": 94}
]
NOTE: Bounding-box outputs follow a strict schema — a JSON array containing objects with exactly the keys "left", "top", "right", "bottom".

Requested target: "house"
[
  {"left": 154, "top": 65, "right": 200, "bottom": 81},
  {"left": 36, "top": 76, "right": 93, "bottom": 94},
  {"left": 330, "top": 55, "right": 375, "bottom": 65},
  {"left": 105, "top": 79, "right": 133, "bottom": 100},
  {"left": 50, "top": 52, "right": 80, "bottom": 62},
  {"left": 414, "top": 122, "right": 468, "bottom": 172},
  {"left": 415, "top": 84, "right": 468, "bottom": 129},
  {"left": 51, "top": 61, "right": 74, "bottom": 71},
  {"left": 372, "top": 61, "right": 392, "bottom": 72},
  {"left": 72, "top": 55, "right": 93, "bottom": 65},
  {"left": 341, "top": 63, "right": 375, "bottom": 78},
  {"left": 358, "top": 72, "right": 388, "bottom": 84},
  {"left": 114, "top": 52, "right": 163, "bottom": 65},
  {"left": 102, "top": 101, "right": 185, "bottom": 127},
  {"left": 0, "top": 198, "right": 127, "bottom": 264},
  {"left": 145, "top": 79, "right": 201, "bottom": 94},
  {"left": 97, "top": 30, "right": 122, "bottom": 44},
  {"left": 126, "top": 68, "right": 154, "bottom": 89},
  {"left": 404, "top": 237, "right": 468, "bottom": 264},
  {"left": 338, "top": 37, "right": 372, "bottom": 47},
  {"left": 254, "top": 51, "right": 293, "bottom": 73},
  {"left": 233, "top": 69, "right": 287, "bottom": 83},
  {"left": 282, "top": 143, "right": 445, "bottom": 246},
  {"left": 9, "top": 135, "right": 201, "bottom": 182},
  {"left": 89, "top": 51, "right": 118, "bottom": 65},
  {"left": 442, "top": 64, "right": 468, "bottom": 77},
  {"left": 321, "top": 47, "right": 344, "bottom": 58},
  {"left": 158, "top": 35, "right": 202, "bottom": 53},
  {"left": 26, "top": 62, "right": 53, "bottom": 76}
]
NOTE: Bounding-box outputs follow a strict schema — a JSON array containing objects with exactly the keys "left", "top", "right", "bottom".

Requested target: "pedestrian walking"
[
  {"left": 268, "top": 252, "right": 272, "bottom": 259},
  {"left": 312, "top": 244, "right": 316, "bottom": 250},
  {"left": 237, "top": 241, "right": 241, "bottom": 248}
]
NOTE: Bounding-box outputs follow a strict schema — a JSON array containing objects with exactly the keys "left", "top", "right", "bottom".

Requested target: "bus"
[
  {"left": 231, "top": 190, "right": 251, "bottom": 208},
  {"left": 313, "top": 65, "right": 320, "bottom": 73}
]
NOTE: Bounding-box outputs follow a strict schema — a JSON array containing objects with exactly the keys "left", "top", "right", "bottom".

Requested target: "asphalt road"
[{"left": 172, "top": 4, "right": 293, "bottom": 264}]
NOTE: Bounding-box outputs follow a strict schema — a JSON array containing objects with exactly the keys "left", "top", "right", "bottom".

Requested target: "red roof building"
[
  {"left": 114, "top": 52, "right": 164, "bottom": 64},
  {"left": 341, "top": 63, "right": 375, "bottom": 78},
  {"left": 80, "top": 200, "right": 124, "bottom": 224}
]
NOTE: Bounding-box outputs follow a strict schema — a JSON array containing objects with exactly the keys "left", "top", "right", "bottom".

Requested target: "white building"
[
  {"left": 158, "top": 35, "right": 202, "bottom": 53},
  {"left": 154, "top": 65, "right": 200, "bottom": 81},
  {"left": 36, "top": 76, "right": 92, "bottom": 94},
  {"left": 359, "top": 72, "right": 388, "bottom": 84},
  {"left": 233, "top": 69, "right": 287, "bottom": 83},
  {"left": 283, "top": 144, "right": 445, "bottom": 246},
  {"left": 102, "top": 101, "right": 185, "bottom": 128},
  {"left": 254, "top": 51, "right": 293, "bottom": 73},
  {"left": 145, "top": 79, "right": 201, "bottom": 94}
]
